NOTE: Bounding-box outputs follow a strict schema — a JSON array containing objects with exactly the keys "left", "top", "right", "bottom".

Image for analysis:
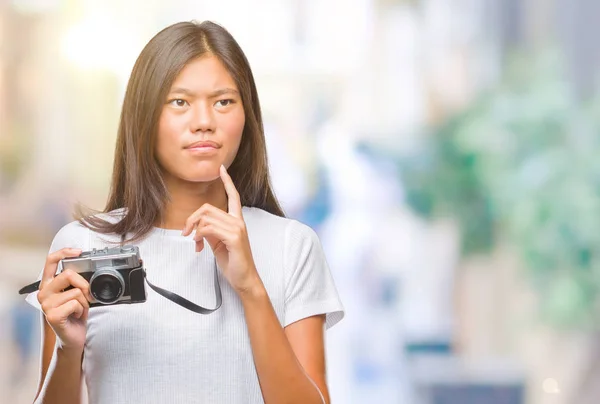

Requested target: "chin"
[
  {"left": 189, "top": 175, "right": 220, "bottom": 183},
  {"left": 183, "top": 168, "right": 221, "bottom": 183}
]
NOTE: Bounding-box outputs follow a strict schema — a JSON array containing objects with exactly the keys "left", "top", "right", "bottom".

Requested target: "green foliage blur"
[{"left": 400, "top": 51, "right": 600, "bottom": 329}]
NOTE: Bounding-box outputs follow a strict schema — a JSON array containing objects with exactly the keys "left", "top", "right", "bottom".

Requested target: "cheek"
[
  {"left": 158, "top": 113, "right": 178, "bottom": 141},
  {"left": 221, "top": 110, "right": 245, "bottom": 155},
  {"left": 156, "top": 114, "right": 180, "bottom": 166}
]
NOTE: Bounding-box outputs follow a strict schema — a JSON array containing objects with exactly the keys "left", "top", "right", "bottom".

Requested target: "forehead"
[{"left": 170, "top": 55, "right": 238, "bottom": 91}]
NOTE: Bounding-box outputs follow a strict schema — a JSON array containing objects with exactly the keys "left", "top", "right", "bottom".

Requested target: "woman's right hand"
[{"left": 37, "top": 248, "right": 92, "bottom": 353}]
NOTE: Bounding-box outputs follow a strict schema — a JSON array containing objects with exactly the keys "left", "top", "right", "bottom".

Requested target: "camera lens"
[{"left": 90, "top": 269, "right": 125, "bottom": 304}]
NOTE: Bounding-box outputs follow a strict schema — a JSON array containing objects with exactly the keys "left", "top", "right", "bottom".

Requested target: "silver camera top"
[{"left": 61, "top": 245, "right": 142, "bottom": 273}]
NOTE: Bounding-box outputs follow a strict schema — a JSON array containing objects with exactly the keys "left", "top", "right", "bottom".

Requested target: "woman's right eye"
[{"left": 168, "top": 99, "right": 188, "bottom": 107}]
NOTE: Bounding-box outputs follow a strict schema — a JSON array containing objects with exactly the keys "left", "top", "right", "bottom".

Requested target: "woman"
[{"left": 27, "top": 21, "right": 344, "bottom": 404}]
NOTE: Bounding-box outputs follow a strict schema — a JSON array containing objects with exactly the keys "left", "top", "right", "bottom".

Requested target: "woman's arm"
[
  {"left": 34, "top": 249, "right": 90, "bottom": 404},
  {"left": 35, "top": 315, "right": 56, "bottom": 400},
  {"left": 184, "top": 166, "right": 333, "bottom": 403},
  {"left": 35, "top": 312, "right": 85, "bottom": 404},
  {"left": 241, "top": 279, "right": 329, "bottom": 404},
  {"left": 34, "top": 340, "right": 84, "bottom": 404}
]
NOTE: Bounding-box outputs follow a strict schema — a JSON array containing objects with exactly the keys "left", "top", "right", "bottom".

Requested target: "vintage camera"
[
  {"left": 19, "top": 244, "right": 221, "bottom": 314},
  {"left": 61, "top": 245, "right": 147, "bottom": 307}
]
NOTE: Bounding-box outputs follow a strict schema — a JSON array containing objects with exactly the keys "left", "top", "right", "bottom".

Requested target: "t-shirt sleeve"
[
  {"left": 283, "top": 220, "right": 344, "bottom": 329},
  {"left": 24, "top": 222, "right": 88, "bottom": 311}
]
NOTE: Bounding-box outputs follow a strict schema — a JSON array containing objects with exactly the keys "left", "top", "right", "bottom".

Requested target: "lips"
[{"left": 184, "top": 140, "right": 220, "bottom": 149}]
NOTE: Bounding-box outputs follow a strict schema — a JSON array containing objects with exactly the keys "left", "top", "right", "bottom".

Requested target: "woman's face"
[{"left": 156, "top": 55, "right": 245, "bottom": 184}]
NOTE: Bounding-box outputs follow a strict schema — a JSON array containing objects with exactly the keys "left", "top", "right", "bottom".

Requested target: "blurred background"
[{"left": 1, "top": 0, "right": 599, "bottom": 403}]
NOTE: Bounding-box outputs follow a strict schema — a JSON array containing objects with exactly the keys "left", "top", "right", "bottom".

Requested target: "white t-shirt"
[{"left": 26, "top": 207, "right": 344, "bottom": 404}]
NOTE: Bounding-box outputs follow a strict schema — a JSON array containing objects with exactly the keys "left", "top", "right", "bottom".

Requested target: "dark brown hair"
[{"left": 78, "top": 21, "right": 284, "bottom": 242}]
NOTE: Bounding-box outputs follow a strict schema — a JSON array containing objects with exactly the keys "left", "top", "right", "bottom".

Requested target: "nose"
[{"left": 190, "top": 101, "right": 216, "bottom": 133}]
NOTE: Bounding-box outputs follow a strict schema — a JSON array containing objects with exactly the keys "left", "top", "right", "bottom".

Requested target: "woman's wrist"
[
  {"left": 237, "top": 273, "right": 268, "bottom": 303},
  {"left": 57, "top": 345, "right": 84, "bottom": 363}
]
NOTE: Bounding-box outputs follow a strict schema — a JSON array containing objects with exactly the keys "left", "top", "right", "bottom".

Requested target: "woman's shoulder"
[{"left": 52, "top": 208, "right": 126, "bottom": 242}]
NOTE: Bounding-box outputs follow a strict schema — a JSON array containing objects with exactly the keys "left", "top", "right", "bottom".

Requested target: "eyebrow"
[{"left": 168, "top": 87, "right": 240, "bottom": 98}]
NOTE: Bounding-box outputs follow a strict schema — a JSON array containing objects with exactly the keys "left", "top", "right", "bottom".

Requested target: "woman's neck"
[{"left": 156, "top": 176, "right": 228, "bottom": 230}]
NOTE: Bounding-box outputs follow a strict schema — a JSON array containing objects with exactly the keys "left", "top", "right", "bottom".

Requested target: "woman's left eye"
[{"left": 216, "top": 99, "right": 234, "bottom": 107}]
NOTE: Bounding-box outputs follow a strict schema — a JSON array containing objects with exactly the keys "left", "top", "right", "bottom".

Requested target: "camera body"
[{"left": 61, "top": 245, "right": 146, "bottom": 307}]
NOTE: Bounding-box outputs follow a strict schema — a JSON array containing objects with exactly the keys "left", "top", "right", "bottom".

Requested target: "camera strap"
[
  {"left": 142, "top": 261, "right": 222, "bottom": 314},
  {"left": 121, "top": 234, "right": 222, "bottom": 314}
]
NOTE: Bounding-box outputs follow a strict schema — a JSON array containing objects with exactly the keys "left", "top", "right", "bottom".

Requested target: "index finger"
[
  {"left": 44, "top": 269, "right": 91, "bottom": 300},
  {"left": 220, "top": 164, "right": 242, "bottom": 218},
  {"left": 41, "top": 248, "right": 82, "bottom": 288}
]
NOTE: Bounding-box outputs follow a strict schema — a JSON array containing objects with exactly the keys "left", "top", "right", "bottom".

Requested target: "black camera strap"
[
  {"left": 142, "top": 260, "right": 222, "bottom": 314},
  {"left": 121, "top": 234, "right": 222, "bottom": 314}
]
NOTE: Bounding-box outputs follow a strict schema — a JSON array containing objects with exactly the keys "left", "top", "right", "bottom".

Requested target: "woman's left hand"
[{"left": 181, "top": 165, "right": 261, "bottom": 296}]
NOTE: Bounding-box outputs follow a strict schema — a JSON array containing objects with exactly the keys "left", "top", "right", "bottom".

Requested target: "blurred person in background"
[
  {"left": 10, "top": 299, "right": 37, "bottom": 382},
  {"left": 22, "top": 21, "right": 344, "bottom": 404}
]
